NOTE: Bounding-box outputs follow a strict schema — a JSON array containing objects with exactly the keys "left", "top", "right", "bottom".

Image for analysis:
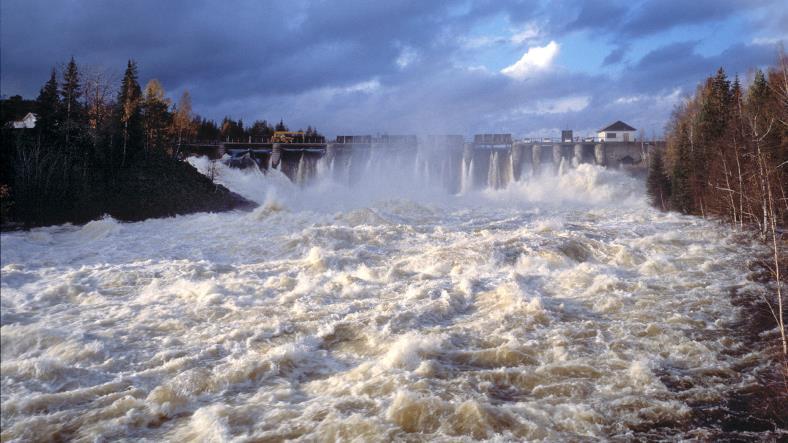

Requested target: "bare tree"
[
  {"left": 171, "top": 90, "right": 195, "bottom": 158},
  {"left": 82, "top": 65, "right": 118, "bottom": 131}
]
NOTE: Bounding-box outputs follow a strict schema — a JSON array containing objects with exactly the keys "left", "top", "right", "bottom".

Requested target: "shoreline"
[
  {"left": 0, "top": 157, "right": 257, "bottom": 231},
  {"left": 690, "top": 254, "right": 788, "bottom": 438},
  {"left": 0, "top": 202, "right": 257, "bottom": 233}
]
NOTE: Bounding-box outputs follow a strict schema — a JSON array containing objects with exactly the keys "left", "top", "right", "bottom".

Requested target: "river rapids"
[{"left": 0, "top": 154, "right": 781, "bottom": 441}]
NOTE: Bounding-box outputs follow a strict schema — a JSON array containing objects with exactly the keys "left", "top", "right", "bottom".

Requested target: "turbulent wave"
[{"left": 0, "top": 155, "right": 778, "bottom": 441}]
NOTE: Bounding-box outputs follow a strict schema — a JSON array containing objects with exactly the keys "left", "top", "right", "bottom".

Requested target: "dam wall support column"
[
  {"left": 573, "top": 144, "right": 583, "bottom": 166},
  {"left": 511, "top": 142, "right": 524, "bottom": 181},
  {"left": 532, "top": 144, "right": 541, "bottom": 175},
  {"left": 594, "top": 143, "right": 606, "bottom": 166},
  {"left": 272, "top": 143, "right": 282, "bottom": 169},
  {"left": 521, "top": 144, "right": 533, "bottom": 179}
]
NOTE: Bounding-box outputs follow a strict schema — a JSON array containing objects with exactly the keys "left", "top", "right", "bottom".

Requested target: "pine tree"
[
  {"left": 249, "top": 120, "right": 271, "bottom": 140},
  {"left": 711, "top": 68, "right": 731, "bottom": 136},
  {"left": 746, "top": 69, "right": 775, "bottom": 148},
  {"left": 747, "top": 69, "right": 772, "bottom": 124},
  {"left": 670, "top": 123, "right": 694, "bottom": 214},
  {"left": 141, "top": 79, "right": 171, "bottom": 154},
  {"left": 647, "top": 149, "right": 671, "bottom": 211},
  {"left": 117, "top": 60, "right": 143, "bottom": 165},
  {"left": 36, "top": 68, "right": 60, "bottom": 139},
  {"left": 749, "top": 69, "right": 770, "bottom": 101},
  {"left": 731, "top": 75, "right": 742, "bottom": 107},
  {"left": 766, "top": 58, "right": 788, "bottom": 180},
  {"left": 60, "top": 57, "right": 84, "bottom": 145},
  {"left": 61, "top": 58, "right": 82, "bottom": 121}
]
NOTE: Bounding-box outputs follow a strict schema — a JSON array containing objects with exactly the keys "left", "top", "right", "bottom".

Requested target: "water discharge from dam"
[
  {"left": 0, "top": 146, "right": 780, "bottom": 440},
  {"left": 219, "top": 138, "right": 616, "bottom": 194}
]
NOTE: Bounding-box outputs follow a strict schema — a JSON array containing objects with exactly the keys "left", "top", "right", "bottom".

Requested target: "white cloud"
[
  {"left": 614, "top": 88, "right": 681, "bottom": 106},
  {"left": 510, "top": 23, "right": 540, "bottom": 45},
  {"left": 614, "top": 95, "right": 641, "bottom": 104},
  {"left": 752, "top": 35, "right": 785, "bottom": 45},
  {"left": 318, "top": 79, "right": 382, "bottom": 97},
  {"left": 396, "top": 47, "right": 419, "bottom": 69},
  {"left": 464, "top": 64, "right": 492, "bottom": 73},
  {"left": 342, "top": 79, "right": 381, "bottom": 93},
  {"left": 459, "top": 35, "right": 500, "bottom": 49},
  {"left": 501, "top": 41, "right": 559, "bottom": 80}
]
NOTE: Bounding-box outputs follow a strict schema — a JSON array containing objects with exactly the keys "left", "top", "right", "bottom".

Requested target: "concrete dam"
[{"left": 182, "top": 135, "right": 660, "bottom": 193}]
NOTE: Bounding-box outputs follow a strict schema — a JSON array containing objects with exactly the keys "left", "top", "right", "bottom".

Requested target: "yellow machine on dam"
[
  {"left": 271, "top": 131, "right": 327, "bottom": 144},
  {"left": 271, "top": 131, "right": 305, "bottom": 143}
]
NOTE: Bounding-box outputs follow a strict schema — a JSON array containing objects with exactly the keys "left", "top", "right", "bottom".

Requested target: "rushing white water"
[
  {"left": 460, "top": 158, "right": 474, "bottom": 195},
  {"left": 0, "top": 157, "right": 774, "bottom": 441}
]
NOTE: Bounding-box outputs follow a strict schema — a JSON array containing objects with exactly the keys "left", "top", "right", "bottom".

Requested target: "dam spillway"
[{"left": 182, "top": 137, "right": 658, "bottom": 192}]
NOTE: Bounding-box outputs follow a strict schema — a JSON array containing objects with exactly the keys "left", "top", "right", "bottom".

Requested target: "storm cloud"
[{"left": 1, "top": 0, "right": 783, "bottom": 137}]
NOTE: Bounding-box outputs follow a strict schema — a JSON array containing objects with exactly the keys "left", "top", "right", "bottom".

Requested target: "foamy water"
[{"left": 0, "top": 158, "right": 773, "bottom": 440}]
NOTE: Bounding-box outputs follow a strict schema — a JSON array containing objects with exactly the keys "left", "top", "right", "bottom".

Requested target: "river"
[{"left": 0, "top": 153, "right": 780, "bottom": 441}]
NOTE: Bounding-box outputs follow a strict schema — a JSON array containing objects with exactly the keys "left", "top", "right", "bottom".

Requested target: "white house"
[
  {"left": 597, "top": 120, "right": 636, "bottom": 142},
  {"left": 12, "top": 112, "right": 37, "bottom": 129}
]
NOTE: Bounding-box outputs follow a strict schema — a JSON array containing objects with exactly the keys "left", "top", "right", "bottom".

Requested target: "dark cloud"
[
  {"left": 603, "top": 45, "right": 629, "bottom": 66},
  {"left": 636, "top": 41, "right": 700, "bottom": 69},
  {"left": 621, "top": 40, "right": 776, "bottom": 95},
  {"left": 567, "top": 0, "right": 628, "bottom": 30},
  {"left": 619, "top": 0, "right": 745, "bottom": 38},
  {"left": 0, "top": 0, "right": 783, "bottom": 136},
  {"left": 561, "top": 0, "right": 776, "bottom": 39},
  {"left": 1, "top": 1, "right": 464, "bottom": 106}
]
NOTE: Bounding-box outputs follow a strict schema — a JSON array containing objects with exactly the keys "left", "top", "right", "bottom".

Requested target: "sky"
[{"left": 1, "top": 0, "right": 785, "bottom": 138}]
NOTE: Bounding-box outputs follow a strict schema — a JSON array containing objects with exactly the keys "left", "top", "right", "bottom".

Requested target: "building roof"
[
  {"left": 10, "top": 112, "right": 37, "bottom": 129},
  {"left": 598, "top": 120, "right": 636, "bottom": 132}
]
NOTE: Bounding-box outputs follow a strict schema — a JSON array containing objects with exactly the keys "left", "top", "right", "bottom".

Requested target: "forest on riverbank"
[
  {"left": 0, "top": 58, "right": 325, "bottom": 227},
  {"left": 647, "top": 53, "right": 787, "bottom": 361}
]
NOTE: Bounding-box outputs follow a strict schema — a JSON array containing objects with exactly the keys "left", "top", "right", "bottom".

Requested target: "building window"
[{"left": 606, "top": 132, "right": 617, "bottom": 138}]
